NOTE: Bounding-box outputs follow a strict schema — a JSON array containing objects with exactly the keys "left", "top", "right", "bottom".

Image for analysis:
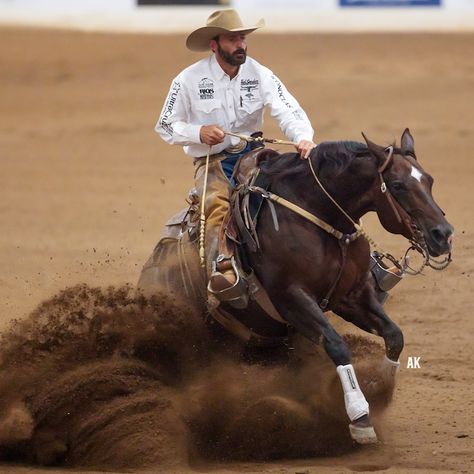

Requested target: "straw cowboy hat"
[{"left": 186, "top": 9, "right": 265, "bottom": 52}]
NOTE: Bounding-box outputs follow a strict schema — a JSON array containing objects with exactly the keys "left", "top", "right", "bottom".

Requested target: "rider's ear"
[
  {"left": 361, "top": 132, "right": 389, "bottom": 167},
  {"left": 401, "top": 128, "right": 416, "bottom": 159}
]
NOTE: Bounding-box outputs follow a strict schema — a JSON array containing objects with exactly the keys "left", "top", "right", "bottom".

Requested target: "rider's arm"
[
  {"left": 155, "top": 77, "right": 203, "bottom": 146},
  {"left": 261, "top": 69, "right": 315, "bottom": 145}
]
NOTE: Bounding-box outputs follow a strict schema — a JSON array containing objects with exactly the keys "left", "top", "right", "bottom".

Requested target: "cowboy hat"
[{"left": 186, "top": 9, "right": 265, "bottom": 52}]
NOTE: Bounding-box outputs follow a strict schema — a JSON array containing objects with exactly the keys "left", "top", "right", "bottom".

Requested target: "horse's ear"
[
  {"left": 361, "top": 132, "right": 388, "bottom": 166},
  {"left": 401, "top": 128, "right": 416, "bottom": 159}
]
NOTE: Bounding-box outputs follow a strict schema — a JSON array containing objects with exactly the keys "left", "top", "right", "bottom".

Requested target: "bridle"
[{"left": 371, "top": 145, "right": 451, "bottom": 274}]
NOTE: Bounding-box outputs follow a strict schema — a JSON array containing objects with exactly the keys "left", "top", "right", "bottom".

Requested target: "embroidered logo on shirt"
[
  {"left": 198, "top": 77, "right": 214, "bottom": 99},
  {"left": 240, "top": 78, "right": 259, "bottom": 101}
]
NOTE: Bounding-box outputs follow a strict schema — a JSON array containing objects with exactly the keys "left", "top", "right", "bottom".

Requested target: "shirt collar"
[{"left": 210, "top": 53, "right": 245, "bottom": 81}]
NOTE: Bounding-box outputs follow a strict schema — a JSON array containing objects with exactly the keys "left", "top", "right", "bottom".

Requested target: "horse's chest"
[{"left": 317, "top": 242, "right": 370, "bottom": 293}]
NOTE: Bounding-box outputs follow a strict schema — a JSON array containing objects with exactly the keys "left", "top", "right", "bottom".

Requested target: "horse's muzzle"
[{"left": 426, "top": 223, "right": 454, "bottom": 257}]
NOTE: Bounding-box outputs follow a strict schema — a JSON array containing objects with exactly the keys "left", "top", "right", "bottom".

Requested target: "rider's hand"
[
  {"left": 296, "top": 140, "right": 317, "bottom": 160},
  {"left": 200, "top": 125, "right": 225, "bottom": 146}
]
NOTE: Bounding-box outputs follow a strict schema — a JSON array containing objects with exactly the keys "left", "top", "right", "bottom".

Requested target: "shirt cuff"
[
  {"left": 293, "top": 133, "right": 315, "bottom": 144},
  {"left": 187, "top": 124, "right": 202, "bottom": 144}
]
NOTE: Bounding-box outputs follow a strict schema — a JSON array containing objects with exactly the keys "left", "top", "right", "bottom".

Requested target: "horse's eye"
[{"left": 390, "top": 181, "right": 405, "bottom": 192}]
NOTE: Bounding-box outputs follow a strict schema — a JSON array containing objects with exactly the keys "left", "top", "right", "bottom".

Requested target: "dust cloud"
[{"left": 0, "top": 284, "right": 394, "bottom": 470}]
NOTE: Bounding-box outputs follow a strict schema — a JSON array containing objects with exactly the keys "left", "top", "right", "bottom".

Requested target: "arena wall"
[{"left": 0, "top": 0, "right": 473, "bottom": 32}]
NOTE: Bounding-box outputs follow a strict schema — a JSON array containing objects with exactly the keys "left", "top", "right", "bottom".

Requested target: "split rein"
[{"left": 230, "top": 132, "right": 451, "bottom": 276}]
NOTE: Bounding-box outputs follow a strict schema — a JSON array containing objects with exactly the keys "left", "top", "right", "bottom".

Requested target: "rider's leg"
[{"left": 194, "top": 156, "right": 237, "bottom": 292}]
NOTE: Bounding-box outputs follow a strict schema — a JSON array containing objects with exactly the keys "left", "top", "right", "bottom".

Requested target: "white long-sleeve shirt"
[{"left": 155, "top": 54, "right": 314, "bottom": 157}]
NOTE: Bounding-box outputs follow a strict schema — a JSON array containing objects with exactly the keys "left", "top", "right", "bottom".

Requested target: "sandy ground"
[{"left": 0, "top": 27, "right": 473, "bottom": 473}]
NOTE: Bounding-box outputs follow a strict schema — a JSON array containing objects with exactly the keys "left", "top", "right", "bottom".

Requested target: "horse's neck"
[
  {"left": 275, "top": 172, "right": 378, "bottom": 234},
  {"left": 320, "top": 159, "right": 381, "bottom": 225},
  {"left": 340, "top": 186, "right": 379, "bottom": 222}
]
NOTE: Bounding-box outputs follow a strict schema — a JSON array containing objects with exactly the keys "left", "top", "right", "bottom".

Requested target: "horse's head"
[{"left": 363, "top": 129, "right": 453, "bottom": 257}]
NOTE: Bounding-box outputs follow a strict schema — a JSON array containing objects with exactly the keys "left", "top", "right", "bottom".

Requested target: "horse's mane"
[{"left": 258, "top": 141, "right": 373, "bottom": 181}]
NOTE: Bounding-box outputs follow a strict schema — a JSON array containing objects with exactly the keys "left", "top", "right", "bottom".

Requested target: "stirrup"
[
  {"left": 208, "top": 256, "right": 248, "bottom": 309},
  {"left": 370, "top": 252, "right": 407, "bottom": 292},
  {"left": 370, "top": 252, "right": 409, "bottom": 304}
]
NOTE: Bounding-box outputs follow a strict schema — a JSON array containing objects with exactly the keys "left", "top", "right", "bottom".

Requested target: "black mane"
[{"left": 259, "top": 141, "right": 372, "bottom": 181}]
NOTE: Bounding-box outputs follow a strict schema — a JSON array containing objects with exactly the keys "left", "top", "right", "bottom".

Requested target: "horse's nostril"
[
  {"left": 430, "top": 227, "right": 444, "bottom": 243},
  {"left": 430, "top": 225, "right": 453, "bottom": 245}
]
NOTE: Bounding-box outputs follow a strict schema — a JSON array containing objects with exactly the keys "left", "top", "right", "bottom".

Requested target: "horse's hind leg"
[
  {"left": 275, "top": 285, "right": 377, "bottom": 445},
  {"left": 334, "top": 284, "right": 404, "bottom": 386}
]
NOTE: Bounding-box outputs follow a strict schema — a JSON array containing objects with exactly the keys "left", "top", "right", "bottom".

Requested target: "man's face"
[{"left": 213, "top": 33, "right": 247, "bottom": 66}]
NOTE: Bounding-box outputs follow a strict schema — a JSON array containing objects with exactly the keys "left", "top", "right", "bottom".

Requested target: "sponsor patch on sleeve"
[{"left": 159, "top": 80, "right": 181, "bottom": 136}]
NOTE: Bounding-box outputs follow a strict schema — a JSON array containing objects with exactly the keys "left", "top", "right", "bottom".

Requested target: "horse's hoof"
[{"left": 349, "top": 416, "right": 378, "bottom": 445}]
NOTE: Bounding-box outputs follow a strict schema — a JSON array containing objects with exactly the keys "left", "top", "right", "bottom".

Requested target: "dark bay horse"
[{"left": 138, "top": 129, "right": 453, "bottom": 444}]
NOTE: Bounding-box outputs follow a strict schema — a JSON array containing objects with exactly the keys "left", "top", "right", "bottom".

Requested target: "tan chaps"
[{"left": 194, "top": 155, "right": 233, "bottom": 277}]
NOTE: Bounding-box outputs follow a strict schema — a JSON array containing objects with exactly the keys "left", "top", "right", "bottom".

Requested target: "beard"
[{"left": 217, "top": 43, "right": 247, "bottom": 66}]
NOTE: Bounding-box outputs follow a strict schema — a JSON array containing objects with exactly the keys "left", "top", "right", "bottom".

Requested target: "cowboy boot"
[
  {"left": 208, "top": 217, "right": 248, "bottom": 309},
  {"left": 209, "top": 255, "right": 237, "bottom": 292}
]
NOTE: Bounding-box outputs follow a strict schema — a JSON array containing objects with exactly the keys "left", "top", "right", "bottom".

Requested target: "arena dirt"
[{"left": 0, "top": 27, "right": 473, "bottom": 473}]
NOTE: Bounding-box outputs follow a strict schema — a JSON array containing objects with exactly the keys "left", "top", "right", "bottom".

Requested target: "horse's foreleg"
[
  {"left": 276, "top": 285, "right": 377, "bottom": 444},
  {"left": 334, "top": 285, "right": 404, "bottom": 386}
]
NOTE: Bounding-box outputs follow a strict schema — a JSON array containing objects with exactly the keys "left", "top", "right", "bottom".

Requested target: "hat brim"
[{"left": 186, "top": 19, "right": 265, "bottom": 52}]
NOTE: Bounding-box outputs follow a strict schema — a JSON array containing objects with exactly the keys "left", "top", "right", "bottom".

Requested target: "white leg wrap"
[
  {"left": 381, "top": 355, "right": 400, "bottom": 381},
  {"left": 337, "top": 364, "right": 369, "bottom": 422}
]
